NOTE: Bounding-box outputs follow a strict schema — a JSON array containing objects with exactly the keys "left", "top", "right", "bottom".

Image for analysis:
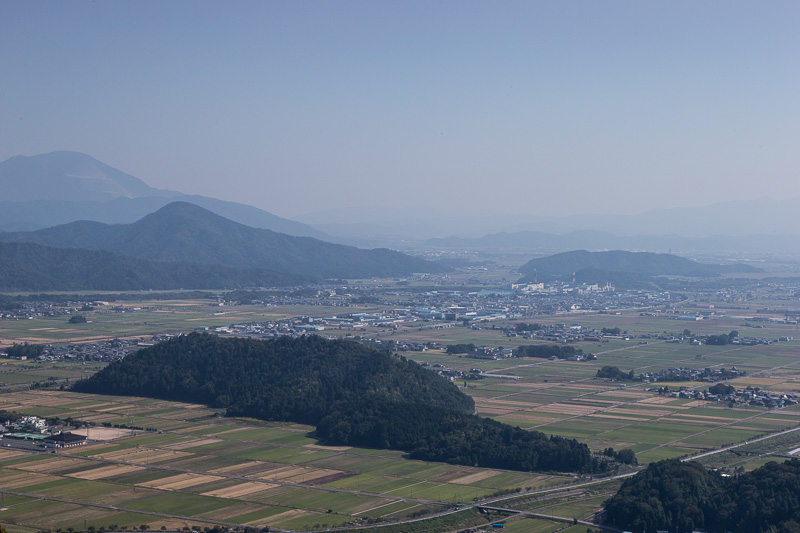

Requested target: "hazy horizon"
[{"left": 2, "top": 1, "right": 798, "bottom": 220}]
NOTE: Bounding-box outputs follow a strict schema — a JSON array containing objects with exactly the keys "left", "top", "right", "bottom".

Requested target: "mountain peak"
[
  {"left": 134, "top": 201, "right": 244, "bottom": 234},
  {"left": 0, "top": 151, "right": 177, "bottom": 202},
  {"left": 0, "top": 152, "right": 327, "bottom": 238}
]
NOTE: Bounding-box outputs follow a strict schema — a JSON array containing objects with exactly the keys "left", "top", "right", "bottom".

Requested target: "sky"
[{"left": 1, "top": 1, "right": 799, "bottom": 220}]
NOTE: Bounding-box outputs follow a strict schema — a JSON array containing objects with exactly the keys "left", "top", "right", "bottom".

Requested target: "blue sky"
[{"left": 2, "top": 1, "right": 798, "bottom": 218}]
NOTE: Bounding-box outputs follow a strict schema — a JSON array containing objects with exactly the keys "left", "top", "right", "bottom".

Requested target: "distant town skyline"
[{"left": 2, "top": 1, "right": 798, "bottom": 219}]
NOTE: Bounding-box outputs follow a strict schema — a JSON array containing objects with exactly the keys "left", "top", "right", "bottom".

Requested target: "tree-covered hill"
[
  {"left": 0, "top": 201, "right": 449, "bottom": 279},
  {"left": 0, "top": 242, "right": 313, "bottom": 290},
  {"left": 74, "top": 333, "right": 621, "bottom": 473},
  {"left": 605, "top": 458, "right": 800, "bottom": 533},
  {"left": 517, "top": 250, "right": 761, "bottom": 285}
]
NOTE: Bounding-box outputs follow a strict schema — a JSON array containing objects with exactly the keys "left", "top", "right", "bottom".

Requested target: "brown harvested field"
[
  {"left": 1, "top": 471, "right": 61, "bottom": 489},
  {"left": 680, "top": 400, "right": 709, "bottom": 408},
  {"left": 250, "top": 465, "right": 344, "bottom": 483},
  {"left": 137, "top": 472, "right": 224, "bottom": 490},
  {"left": 535, "top": 403, "right": 598, "bottom": 416},
  {"left": 0, "top": 448, "right": 29, "bottom": 460},
  {"left": 574, "top": 398, "right": 622, "bottom": 406},
  {"left": 0, "top": 391, "right": 85, "bottom": 407},
  {"left": 68, "top": 441, "right": 112, "bottom": 454},
  {"left": 96, "top": 447, "right": 192, "bottom": 464},
  {"left": 639, "top": 396, "right": 680, "bottom": 404},
  {"left": 166, "top": 437, "right": 223, "bottom": 450},
  {"left": 210, "top": 461, "right": 276, "bottom": 476},
  {"left": 69, "top": 463, "right": 146, "bottom": 480},
  {"left": 606, "top": 407, "right": 673, "bottom": 417},
  {"left": 15, "top": 457, "right": 88, "bottom": 473},
  {"left": 449, "top": 470, "right": 501, "bottom": 485},
  {"left": 202, "top": 481, "right": 278, "bottom": 498}
]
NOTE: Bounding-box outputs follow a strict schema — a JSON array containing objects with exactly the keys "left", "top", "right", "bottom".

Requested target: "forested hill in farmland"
[
  {"left": 605, "top": 458, "right": 800, "bottom": 533},
  {"left": 73, "top": 333, "right": 628, "bottom": 473},
  {"left": 517, "top": 250, "right": 761, "bottom": 287}
]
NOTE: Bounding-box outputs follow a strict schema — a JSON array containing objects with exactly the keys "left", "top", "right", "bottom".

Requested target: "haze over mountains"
[
  {"left": 299, "top": 200, "right": 800, "bottom": 251},
  {"left": 426, "top": 229, "right": 800, "bottom": 254},
  {"left": 0, "top": 151, "right": 325, "bottom": 238},
  {"left": 0, "top": 202, "right": 448, "bottom": 290},
  {"left": 3, "top": 152, "right": 799, "bottom": 255}
]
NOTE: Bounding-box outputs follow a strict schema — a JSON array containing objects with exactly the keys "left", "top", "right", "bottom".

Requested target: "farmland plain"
[{"left": 3, "top": 286, "right": 800, "bottom": 531}]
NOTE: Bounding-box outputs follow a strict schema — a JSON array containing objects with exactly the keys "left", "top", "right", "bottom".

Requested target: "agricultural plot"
[
  {"left": 0, "top": 389, "right": 577, "bottom": 532},
  {"left": 395, "top": 322, "right": 800, "bottom": 465}
]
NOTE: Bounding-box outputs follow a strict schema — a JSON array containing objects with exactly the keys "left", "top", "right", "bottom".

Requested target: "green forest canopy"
[{"left": 605, "top": 458, "right": 800, "bottom": 533}]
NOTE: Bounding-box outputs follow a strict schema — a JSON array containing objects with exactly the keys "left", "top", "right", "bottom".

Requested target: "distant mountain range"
[
  {"left": 0, "top": 151, "right": 326, "bottom": 238},
  {"left": 299, "top": 198, "right": 800, "bottom": 247},
  {"left": 426, "top": 230, "right": 800, "bottom": 254},
  {"left": 0, "top": 202, "right": 447, "bottom": 289},
  {"left": 517, "top": 250, "right": 762, "bottom": 287}
]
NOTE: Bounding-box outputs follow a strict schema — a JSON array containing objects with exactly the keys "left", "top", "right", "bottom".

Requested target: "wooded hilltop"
[
  {"left": 605, "top": 458, "right": 800, "bottom": 533},
  {"left": 74, "top": 333, "right": 630, "bottom": 473}
]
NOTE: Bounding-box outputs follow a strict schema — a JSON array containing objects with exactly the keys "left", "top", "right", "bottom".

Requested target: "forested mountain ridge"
[
  {"left": 73, "top": 333, "right": 622, "bottom": 473},
  {"left": 0, "top": 241, "right": 313, "bottom": 290},
  {"left": 0, "top": 202, "right": 448, "bottom": 279}
]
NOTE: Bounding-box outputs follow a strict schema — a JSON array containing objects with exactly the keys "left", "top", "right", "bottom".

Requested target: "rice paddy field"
[
  {"left": 409, "top": 335, "right": 800, "bottom": 465},
  {"left": 0, "top": 390, "right": 575, "bottom": 532},
  {"left": 3, "top": 291, "right": 800, "bottom": 531}
]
